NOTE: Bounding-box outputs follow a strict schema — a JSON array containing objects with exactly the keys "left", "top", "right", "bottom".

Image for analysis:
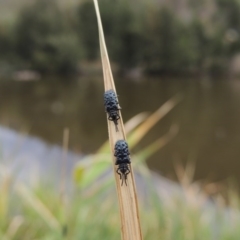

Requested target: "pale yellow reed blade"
[
  {"left": 124, "top": 112, "right": 149, "bottom": 134},
  {"left": 92, "top": 0, "right": 143, "bottom": 239},
  {"left": 135, "top": 124, "right": 179, "bottom": 163},
  {"left": 128, "top": 95, "right": 181, "bottom": 148}
]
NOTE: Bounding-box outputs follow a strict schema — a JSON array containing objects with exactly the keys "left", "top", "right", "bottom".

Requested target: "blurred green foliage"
[
  {"left": 143, "top": 8, "right": 197, "bottom": 74},
  {"left": 1, "top": 0, "right": 240, "bottom": 75},
  {"left": 1, "top": 102, "right": 240, "bottom": 239},
  {"left": 77, "top": 1, "right": 98, "bottom": 60},
  {"left": 14, "top": 0, "right": 82, "bottom": 74}
]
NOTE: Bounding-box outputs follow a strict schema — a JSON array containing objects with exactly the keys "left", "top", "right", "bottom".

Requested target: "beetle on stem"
[
  {"left": 114, "top": 140, "right": 131, "bottom": 186},
  {"left": 104, "top": 89, "right": 121, "bottom": 132}
]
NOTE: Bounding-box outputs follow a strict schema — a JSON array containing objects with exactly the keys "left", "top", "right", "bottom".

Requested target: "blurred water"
[
  {"left": 0, "top": 77, "right": 240, "bottom": 185},
  {"left": 0, "top": 125, "right": 81, "bottom": 186}
]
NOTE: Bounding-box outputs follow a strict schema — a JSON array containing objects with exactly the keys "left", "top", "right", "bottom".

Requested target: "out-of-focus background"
[
  {"left": 1, "top": 0, "right": 240, "bottom": 239},
  {"left": 1, "top": 0, "right": 240, "bottom": 187}
]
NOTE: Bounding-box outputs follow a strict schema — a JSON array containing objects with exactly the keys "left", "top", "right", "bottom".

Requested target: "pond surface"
[{"left": 1, "top": 77, "right": 240, "bottom": 185}]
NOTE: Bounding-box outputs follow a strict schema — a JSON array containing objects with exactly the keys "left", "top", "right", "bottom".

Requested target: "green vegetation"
[
  {"left": 1, "top": 0, "right": 240, "bottom": 75},
  {"left": 14, "top": 0, "right": 82, "bottom": 74},
  {"left": 2, "top": 174, "right": 240, "bottom": 240},
  {"left": 1, "top": 100, "right": 240, "bottom": 239}
]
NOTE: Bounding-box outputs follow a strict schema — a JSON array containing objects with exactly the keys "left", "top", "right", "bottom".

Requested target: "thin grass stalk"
[
  {"left": 4, "top": 216, "right": 24, "bottom": 240},
  {"left": 93, "top": 0, "right": 143, "bottom": 239},
  {"left": 60, "top": 128, "right": 69, "bottom": 237},
  {"left": 135, "top": 124, "right": 179, "bottom": 163},
  {"left": 60, "top": 128, "right": 69, "bottom": 204},
  {"left": 127, "top": 95, "right": 181, "bottom": 148},
  {"left": 16, "top": 183, "right": 61, "bottom": 231}
]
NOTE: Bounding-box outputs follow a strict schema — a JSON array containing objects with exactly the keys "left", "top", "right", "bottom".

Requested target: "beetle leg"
[
  {"left": 124, "top": 174, "right": 128, "bottom": 186},
  {"left": 126, "top": 167, "right": 130, "bottom": 175},
  {"left": 116, "top": 168, "right": 122, "bottom": 179}
]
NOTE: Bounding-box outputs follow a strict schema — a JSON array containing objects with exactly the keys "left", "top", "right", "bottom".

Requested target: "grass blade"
[
  {"left": 93, "top": 0, "right": 143, "bottom": 239},
  {"left": 134, "top": 124, "right": 179, "bottom": 164},
  {"left": 128, "top": 95, "right": 181, "bottom": 148},
  {"left": 16, "top": 183, "right": 61, "bottom": 231}
]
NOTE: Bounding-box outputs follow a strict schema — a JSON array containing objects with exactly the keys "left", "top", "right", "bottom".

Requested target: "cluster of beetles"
[{"left": 104, "top": 89, "right": 131, "bottom": 186}]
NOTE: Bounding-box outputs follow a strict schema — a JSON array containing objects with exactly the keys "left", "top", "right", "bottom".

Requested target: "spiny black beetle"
[
  {"left": 114, "top": 140, "right": 131, "bottom": 186},
  {"left": 104, "top": 89, "right": 121, "bottom": 132}
]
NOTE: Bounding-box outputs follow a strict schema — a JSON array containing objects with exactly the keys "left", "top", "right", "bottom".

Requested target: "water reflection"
[
  {"left": 0, "top": 125, "right": 81, "bottom": 186},
  {"left": 0, "top": 77, "right": 240, "bottom": 185}
]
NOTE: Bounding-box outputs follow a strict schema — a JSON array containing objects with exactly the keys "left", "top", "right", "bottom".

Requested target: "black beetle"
[
  {"left": 104, "top": 89, "right": 121, "bottom": 131},
  {"left": 114, "top": 140, "right": 131, "bottom": 186}
]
